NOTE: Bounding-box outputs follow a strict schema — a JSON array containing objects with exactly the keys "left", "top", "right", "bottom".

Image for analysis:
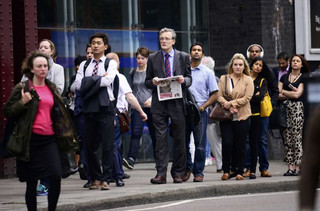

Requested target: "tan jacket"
[{"left": 217, "top": 74, "right": 254, "bottom": 121}]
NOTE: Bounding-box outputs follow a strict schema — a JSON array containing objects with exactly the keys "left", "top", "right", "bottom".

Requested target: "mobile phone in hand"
[
  {"left": 288, "top": 84, "right": 295, "bottom": 89},
  {"left": 288, "top": 84, "right": 297, "bottom": 91}
]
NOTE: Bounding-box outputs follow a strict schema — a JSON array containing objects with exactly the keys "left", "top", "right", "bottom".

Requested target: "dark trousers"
[
  {"left": 26, "top": 177, "right": 61, "bottom": 211},
  {"left": 248, "top": 116, "right": 261, "bottom": 173},
  {"left": 220, "top": 119, "right": 249, "bottom": 175},
  {"left": 152, "top": 103, "right": 186, "bottom": 179},
  {"left": 128, "top": 108, "right": 156, "bottom": 161},
  {"left": 84, "top": 107, "right": 115, "bottom": 183},
  {"left": 76, "top": 113, "right": 91, "bottom": 181}
]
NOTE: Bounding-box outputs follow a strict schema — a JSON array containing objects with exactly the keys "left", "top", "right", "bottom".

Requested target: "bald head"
[{"left": 106, "top": 52, "right": 120, "bottom": 70}]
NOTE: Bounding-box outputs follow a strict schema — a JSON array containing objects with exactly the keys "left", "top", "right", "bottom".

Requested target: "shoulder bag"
[
  {"left": 116, "top": 108, "right": 131, "bottom": 133},
  {"left": 6, "top": 83, "right": 29, "bottom": 158},
  {"left": 209, "top": 75, "right": 233, "bottom": 121},
  {"left": 260, "top": 78, "right": 273, "bottom": 117}
]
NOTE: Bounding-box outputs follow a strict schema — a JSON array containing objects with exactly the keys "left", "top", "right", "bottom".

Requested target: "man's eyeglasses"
[{"left": 159, "top": 37, "right": 173, "bottom": 42}]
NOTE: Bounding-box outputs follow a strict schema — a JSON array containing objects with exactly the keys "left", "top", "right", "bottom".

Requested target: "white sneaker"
[{"left": 205, "top": 157, "right": 213, "bottom": 166}]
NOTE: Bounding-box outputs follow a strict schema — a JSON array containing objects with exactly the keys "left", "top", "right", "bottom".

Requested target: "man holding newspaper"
[{"left": 145, "top": 27, "right": 192, "bottom": 184}]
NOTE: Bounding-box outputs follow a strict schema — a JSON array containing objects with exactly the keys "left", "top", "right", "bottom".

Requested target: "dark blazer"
[
  {"left": 145, "top": 49, "right": 192, "bottom": 115},
  {"left": 80, "top": 76, "right": 110, "bottom": 113}
]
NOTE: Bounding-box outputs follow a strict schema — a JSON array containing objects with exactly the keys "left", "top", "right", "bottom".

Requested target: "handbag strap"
[
  {"left": 259, "top": 78, "right": 270, "bottom": 96},
  {"left": 224, "top": 75, "right": 229, "bottom": 97}
]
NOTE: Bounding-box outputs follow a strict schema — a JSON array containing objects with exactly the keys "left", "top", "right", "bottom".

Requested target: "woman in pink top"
[{"left": 4, "top": 51, "right": 75, "bottom": 211}]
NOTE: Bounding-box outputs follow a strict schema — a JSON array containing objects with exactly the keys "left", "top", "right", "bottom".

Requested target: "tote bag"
[{"left": 259, "top": 78, "right": 273, "bottom": 117}]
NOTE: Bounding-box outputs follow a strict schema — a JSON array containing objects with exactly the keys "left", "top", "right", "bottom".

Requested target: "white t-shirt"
[{"left": 116, "top": 73, "right": 132, "bottom": 112}]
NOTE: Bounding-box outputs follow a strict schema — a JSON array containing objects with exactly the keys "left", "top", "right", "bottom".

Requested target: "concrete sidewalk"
[{"left": 0, "top": 161, "right": 302, "bottom": 211}]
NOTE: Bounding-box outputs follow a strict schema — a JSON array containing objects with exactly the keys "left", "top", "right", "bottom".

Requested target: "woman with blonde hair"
[
  {"left": 22, "top": 39, "right": 65, "bottom": 95},
  {"left": 218, "top": 53, "right": 254, "bottom": 181}
]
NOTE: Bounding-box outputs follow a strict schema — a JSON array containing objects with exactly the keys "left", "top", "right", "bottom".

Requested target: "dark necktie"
[
  {"left": 165, "top": 54, "right": 171, "bottom": 78},
  {"left": 92, "top": 60, "right": 100, "bottom": 76}
]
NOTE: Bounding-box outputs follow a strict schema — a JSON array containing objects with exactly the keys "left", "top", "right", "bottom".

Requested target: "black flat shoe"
[
  {"left": 292, "top": 169, "right": 300, "bottom": 176},
  {"left": 249, "top": 173, "right": 256, "bottom": 179},
  {"left": 122, "top": 173, "right": 130, "bottom": 179},
  {"left": 83, "top": 181, "right": 92, "bottom": 188},
  {"left": 116, "top": 178, "right": 125, "bottom": 187},
  {"left": 283, "top": 169, "right": 294, "bottom": 176}
]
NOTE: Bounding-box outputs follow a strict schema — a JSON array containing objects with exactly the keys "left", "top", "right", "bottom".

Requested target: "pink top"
[{"left": 32, "top": 85, "right": 55, "bottom": 135}]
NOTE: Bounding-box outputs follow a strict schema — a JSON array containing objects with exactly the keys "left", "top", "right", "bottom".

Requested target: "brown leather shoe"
[
  {"left": 173, "top": 176, "right": 183, "bottom": 183},
  {"left": 89, "top": 180, "right": 100, "bottom": 190},
  {"left": 221, "top": 173, "right": 229, "bottom": 181},
  {"left": 100, "top": 181, "right": 110, "bottom": 190},
  {"left": 243, "top": 169, "right": 250, "bottom": 177},
  {"left": 182, "top": 170, "right": 192, "bottom": 182},
  {"left": 261, "top": 170, "right": 272, "bottom": 177},
  {"left": 193, "top": 175, "right": 203, "bottom": 182},
  {"left": 150, "top": 175, "right": 167, "bottom": 184},
  {"left": 236, "top": 174, "right": 244, "bottom": 180}
]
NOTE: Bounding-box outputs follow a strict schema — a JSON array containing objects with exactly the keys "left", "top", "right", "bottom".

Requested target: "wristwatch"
[{"left": 199, "top": 107, "right": 204, "bottom": 112}]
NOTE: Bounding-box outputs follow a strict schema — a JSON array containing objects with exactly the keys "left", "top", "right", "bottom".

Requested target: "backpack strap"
[
  {"left": 104, "top": 58, "right": 111, "bottom": 72},
  {"left": 83, "top": 58, "right": 111, "bottom": 75},
  {"left": 113, "top": 74, "right": 119, "bottom": 106},
  {"left": 83, "top": 59, "right": 92, "bottom": 76}
]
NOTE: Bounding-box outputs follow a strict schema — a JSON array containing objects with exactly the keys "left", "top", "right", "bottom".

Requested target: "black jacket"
[{"left": 80, "top": 76, "right": 110, "bottom": 113}]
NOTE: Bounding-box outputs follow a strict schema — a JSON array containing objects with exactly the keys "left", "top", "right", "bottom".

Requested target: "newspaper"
[{"left": 156, "top": 76, "right": 182, "bottom": 101}]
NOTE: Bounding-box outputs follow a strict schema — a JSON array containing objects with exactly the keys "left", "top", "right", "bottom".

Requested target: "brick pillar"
[
  {"left": 0, "top": 0, "right": 16, "bottom": 178},
  {"left": 0, "top": 0, "right": 38, "bottom": 178}
]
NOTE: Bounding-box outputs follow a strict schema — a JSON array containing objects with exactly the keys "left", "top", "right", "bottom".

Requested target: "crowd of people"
[{"left": 3, "top": 27, "right": 313, "bottom": 210}]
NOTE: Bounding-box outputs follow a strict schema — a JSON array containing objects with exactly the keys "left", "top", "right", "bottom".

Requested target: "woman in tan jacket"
[{"left": 218, "top": 53, "right": 254, "bottom": 181}]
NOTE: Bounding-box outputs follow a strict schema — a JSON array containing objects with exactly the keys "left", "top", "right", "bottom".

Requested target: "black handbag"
[
  {"left": 185, "top": 88, "right": 200, "bottom": 125},
  {"left": 0, "top": 117, "right": 16, "bottom": 158},
  {"left": 269, "top": 101, "right": 287, "bottom": 129}
]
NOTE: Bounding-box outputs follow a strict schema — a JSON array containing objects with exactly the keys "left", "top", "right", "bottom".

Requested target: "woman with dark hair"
[
  {"left": 246, "top": 57, "right": 269, "bottom": 179},
  {"left": 278, "top": 54, "right": 310, "bottom": 176},
  {"left": 4, "top": 51, "right": 75, "bottom": 210},
  {"left": 123, "top": 47, "right": 156, "bottom": 170}
]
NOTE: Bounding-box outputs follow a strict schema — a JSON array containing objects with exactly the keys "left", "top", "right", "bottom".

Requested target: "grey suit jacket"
[{"left": 145, "top": 49, "right": 192, "bottom": 115}]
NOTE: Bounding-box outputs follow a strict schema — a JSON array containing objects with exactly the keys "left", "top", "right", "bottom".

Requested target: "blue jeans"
[
  {"left": 113, "top": 116, "right": 124, "bottom": 179},
  {"left": 185, "top": 110, "right": 207, "bottom": 176},
  {"left": 245, "top": 116, "right": 269, "bottom": 172},
  {"left": 128, "top": 108, "right": 156, "bottom": 161},
  {"left": 205, "top": 137, "right": 211, "bottom": 157},
  {"left": 257, "top": 117, "right": 269, "bottom": 171}
]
